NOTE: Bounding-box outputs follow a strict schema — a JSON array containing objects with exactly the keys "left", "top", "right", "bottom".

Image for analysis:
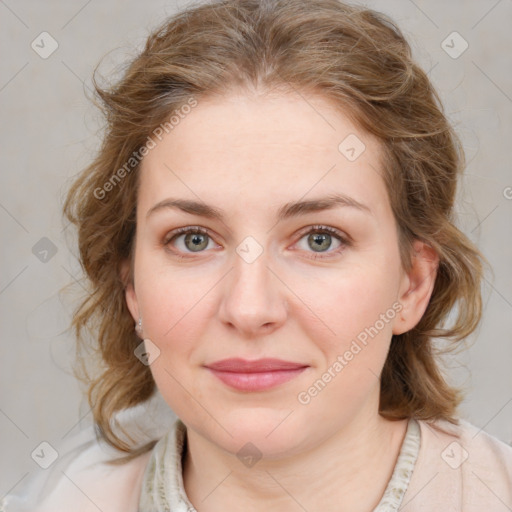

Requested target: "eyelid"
[
  {"left": 163, "top": 225, "right": 212, "bottom": 245},
  {"left": 295, "top": 224, "right": 351, "bottom": 243}
]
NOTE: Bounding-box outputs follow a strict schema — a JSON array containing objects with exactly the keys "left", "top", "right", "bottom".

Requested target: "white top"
[{"left": 3, "top": 415, "right": 512, "bottom": 511}]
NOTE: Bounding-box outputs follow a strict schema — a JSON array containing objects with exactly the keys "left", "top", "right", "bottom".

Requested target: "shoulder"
[
  {"left": 1, "top": 433, "right": 152, "bottom": 512},
  {"left": 39, "top": 446, "right": 152, "bottom": 512},
  {"left": 401, "top": 417, "right": 512, "bottom": 511},
  {"left": 419, "top": 417, "right": 512, "bottom": 475}
]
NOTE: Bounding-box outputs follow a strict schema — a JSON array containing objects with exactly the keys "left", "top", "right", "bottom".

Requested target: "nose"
[{"left": 218, "top": 248, "right": 288, "bottom": 338}]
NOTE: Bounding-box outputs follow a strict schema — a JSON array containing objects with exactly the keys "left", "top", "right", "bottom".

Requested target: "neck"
[{"left": 182, "top": 405, "right": 408, "bottom": 512}]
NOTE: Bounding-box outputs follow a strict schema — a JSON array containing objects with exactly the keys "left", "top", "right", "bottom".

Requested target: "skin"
[{"left": 122, "top": 88, "right": 439, "bottom": 512}]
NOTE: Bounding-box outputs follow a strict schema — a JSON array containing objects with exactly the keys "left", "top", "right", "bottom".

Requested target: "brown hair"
[{"left": 63, "top": 0, "right": 485, "bottom": 463}]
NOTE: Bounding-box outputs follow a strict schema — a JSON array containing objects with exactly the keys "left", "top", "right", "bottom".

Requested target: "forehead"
[{"left": 137, "top": 90, "right": 389, "bottom": 216}]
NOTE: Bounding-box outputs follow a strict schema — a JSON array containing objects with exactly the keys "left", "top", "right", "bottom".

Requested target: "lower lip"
[{"left": 207, "top": 368, "right": 308, "bottom": 391}]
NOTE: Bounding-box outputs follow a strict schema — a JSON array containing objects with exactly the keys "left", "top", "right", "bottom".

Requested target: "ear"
[
  {"left": 120, "top": 258, "right": 139, "bottom": 327},
  {"left": 393, "top": 240, "right": 439, "bottom": 335}
]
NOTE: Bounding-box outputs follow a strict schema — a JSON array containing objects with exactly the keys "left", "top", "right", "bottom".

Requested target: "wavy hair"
[{"left": 63, "top": 0, "right": 485, "bottom": 464}]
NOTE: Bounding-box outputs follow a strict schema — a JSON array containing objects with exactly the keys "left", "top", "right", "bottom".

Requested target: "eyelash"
[{"left": 163, "top": 224, "right": 351, "bottom": 260}]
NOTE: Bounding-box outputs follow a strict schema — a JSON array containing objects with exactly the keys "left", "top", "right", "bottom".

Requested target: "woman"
[{"left": 3, "top": 0, "right": 511, "bottom": 510}]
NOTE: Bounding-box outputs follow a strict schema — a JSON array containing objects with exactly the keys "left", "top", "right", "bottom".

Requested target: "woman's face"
[{"left": 124, "top": 89, "right": 431, "bottom": 457}]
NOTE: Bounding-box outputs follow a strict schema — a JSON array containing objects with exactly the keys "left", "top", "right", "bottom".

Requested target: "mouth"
[{"left": 204, "top": 358, "right": 309, "bottom": 392}]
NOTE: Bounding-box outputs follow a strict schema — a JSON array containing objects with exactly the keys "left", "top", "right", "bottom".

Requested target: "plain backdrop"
[{"left": 1, "top": 0, "right": 511, "bottom": 496}]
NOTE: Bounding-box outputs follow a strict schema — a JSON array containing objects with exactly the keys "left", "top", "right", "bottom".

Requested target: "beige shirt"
[{"left": 3, "top": 417, "right": 512, "bottom": 511}]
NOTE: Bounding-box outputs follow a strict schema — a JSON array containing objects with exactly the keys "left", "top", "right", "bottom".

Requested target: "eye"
[
  {"left": 164, "top": 226, "right": 218, "bottom": 255},
  {"left": 163, "top": 225, "right": 350, "bottom": 259},
  {"left": 294, "top": 225, "right": 350, "bottom": 258}
]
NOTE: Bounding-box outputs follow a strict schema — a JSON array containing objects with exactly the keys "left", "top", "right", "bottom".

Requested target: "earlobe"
[{"left": 393, "top": 240, "right": 439, "bottom": 335}]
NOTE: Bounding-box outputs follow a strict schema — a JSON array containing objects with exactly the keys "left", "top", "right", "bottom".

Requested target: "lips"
[
  {"left": 206, "top": 358, "right": 307, "bottom": 372},
  {"left": 205, "top": 358, "right": 309, "bottom": 391}
]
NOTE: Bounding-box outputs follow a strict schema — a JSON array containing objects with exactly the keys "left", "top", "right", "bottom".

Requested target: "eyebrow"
[{"left": 146, "top": 193, "right": 372, "bottom": 221}]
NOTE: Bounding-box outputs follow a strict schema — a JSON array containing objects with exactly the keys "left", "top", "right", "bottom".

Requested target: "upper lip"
[{"left": 205, "top": 358, "right": 308, "bottom": 373}]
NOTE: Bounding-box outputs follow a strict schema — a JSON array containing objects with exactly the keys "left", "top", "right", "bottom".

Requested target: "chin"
[{"left": 204, "top": 407, "right": 312, "bottom": 460}]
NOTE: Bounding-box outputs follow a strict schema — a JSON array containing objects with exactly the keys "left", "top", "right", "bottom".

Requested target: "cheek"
[
  {"left": 134, "top": 274, "right": 216, "bottom": 408},
  {"left": 137, "top": 260, "right": 216, "bottom": 339},
  {"left": 293, "top": 268, "right": 400, "bottom": 419},
  {"left": 291, "top": 260, "right": 400, "bottom": 352},
  {"left": 137, "top": 272, "right": 215, "bottom": 414}
]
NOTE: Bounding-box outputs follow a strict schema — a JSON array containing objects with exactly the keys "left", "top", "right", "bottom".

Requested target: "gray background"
[{"left": 1, "top": 0, "right": 511, "bottom": 496}]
